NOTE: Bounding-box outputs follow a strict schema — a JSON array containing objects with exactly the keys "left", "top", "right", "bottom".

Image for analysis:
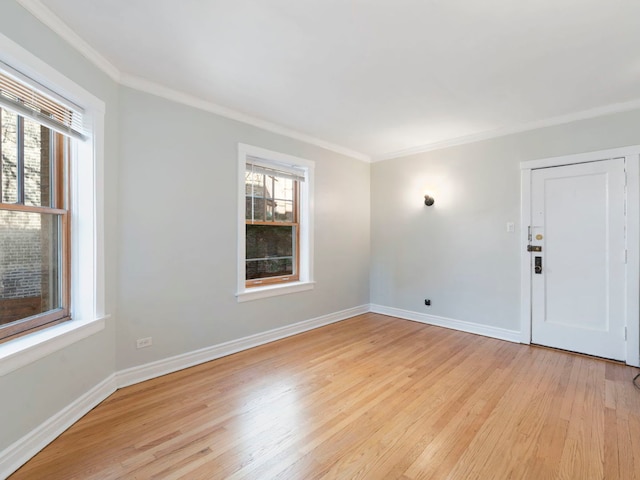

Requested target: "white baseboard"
[
  {"left": 369, "top": 304, "right": 521, "bottom": 343},
  {"left": 116, "top": 304, "right": 369, "bottom": 388},
  {"left": 0, "top": 374, "right": 117, "bottom": 479}
]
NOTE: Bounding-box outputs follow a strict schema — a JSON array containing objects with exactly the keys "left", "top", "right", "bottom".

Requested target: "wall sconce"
[{"left": 424, "top": 194, "right": 435, "bottom": 206}]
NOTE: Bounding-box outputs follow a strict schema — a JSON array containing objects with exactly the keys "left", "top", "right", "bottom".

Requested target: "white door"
[{"left": 530, "top": 158, "right": 627, "bottom": 360}]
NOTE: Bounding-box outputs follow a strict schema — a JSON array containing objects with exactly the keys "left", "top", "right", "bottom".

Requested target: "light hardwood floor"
[{"left": 9, "top": 313, "right": 640, "bottom": 479}]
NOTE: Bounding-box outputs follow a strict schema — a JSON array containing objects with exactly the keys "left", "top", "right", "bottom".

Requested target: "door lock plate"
[{"left": 527, "top": 245, "right": 542, "bottom": 252}]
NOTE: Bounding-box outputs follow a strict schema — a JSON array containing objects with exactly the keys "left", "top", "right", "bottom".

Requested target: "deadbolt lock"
[
  {"left": 527, "top": 245, "right": 542, "bottom": 252},
  {"left": 534, "top": 256, "right": 543, "bottom": 274}
]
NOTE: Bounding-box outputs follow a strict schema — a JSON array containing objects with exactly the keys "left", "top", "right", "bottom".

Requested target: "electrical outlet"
[
  {"left": 136, "top": 337, "right": 152, "bottom": 349},
  {"left": 424, "top": 299, "right": 431, "bottom": 306}
]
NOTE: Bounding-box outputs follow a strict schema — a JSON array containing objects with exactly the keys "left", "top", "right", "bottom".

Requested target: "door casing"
[{"left": 520, "top": 146, "right": 640, "bottom": 367}]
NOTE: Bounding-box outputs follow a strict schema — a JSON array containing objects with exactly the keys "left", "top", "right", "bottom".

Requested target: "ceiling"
[{"left": 28, "top": 0, "right": 640, "bottom": 161}]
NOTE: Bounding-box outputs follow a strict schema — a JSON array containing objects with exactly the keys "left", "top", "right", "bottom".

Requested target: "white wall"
[
  {"left": 0, "top": 0, "right": 119, "bottom": 452},
  {"left": 115, "top": 89, "right": 370, "bottom": 368},
  {"left": 371, "top": 108, "right": 640, "bottom": 333}
]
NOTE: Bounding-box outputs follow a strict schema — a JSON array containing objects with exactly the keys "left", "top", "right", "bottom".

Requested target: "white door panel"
[{"left": 530, "top": 158, "right": 626, "bottom": 360}]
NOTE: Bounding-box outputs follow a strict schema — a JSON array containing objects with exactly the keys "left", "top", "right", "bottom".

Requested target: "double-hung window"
[
  {"left": 238, "top": 144, "right": 314, "bottom": 301},
  {"left": 0, "top": 66, "right": 83, "bottom": 340},
  {"left": 245, "top": 160, "right": 302, "bottom": 286}
]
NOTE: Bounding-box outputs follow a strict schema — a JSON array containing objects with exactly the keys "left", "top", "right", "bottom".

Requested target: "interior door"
[{"left": 530, "top": 158, "right": 627, "bottom": 360}]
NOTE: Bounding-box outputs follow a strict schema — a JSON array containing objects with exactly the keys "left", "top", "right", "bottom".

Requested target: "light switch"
[{"left": 506, "top": 222, "right": 515, "bottom": 233}]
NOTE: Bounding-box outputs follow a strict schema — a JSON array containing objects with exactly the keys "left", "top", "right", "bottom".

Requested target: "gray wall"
[
  {"left": 0, "top": 0, "right": 370, "bottom": 453},
  {"left": 0, "top": 0, "right": 370, "bottom": 455},
  {"left": 3, "top": 0, "right": 640, "bottom": 464},
  {"left": 371, "top": 108, "right": 640, "bottom": 332},
  {"left": 0, "top": 0, "right": 119, "bottom": 452},
  {"left": 116, "top": 87, "right": 370, "bottom": 369}
]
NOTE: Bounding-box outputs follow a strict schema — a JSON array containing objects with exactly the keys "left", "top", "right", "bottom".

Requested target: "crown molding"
[
  {"left": 16, "top": 0, "right": 121, "bottom": 82},
  {"left": 120, "top": 73, "right": 371, "bottom": 162},
  {"left": 17, "top": 0, "right": 640, "bottom": 165},
  {"left": 373, "top": 97, "right": 640, "bottom": 162}
]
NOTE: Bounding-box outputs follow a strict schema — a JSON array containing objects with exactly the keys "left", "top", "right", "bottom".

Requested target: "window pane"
[
  {"left": 274, "top": 200, "right": 294, "bottom": 222},
  {"left": 245, "top": 171, "right": 268, "bottom": 221},
  {"left": 273, "top": 176, "right": 294, "bottom": 202},
  {"left": 245, "top": 195, "right": 267, "bottom": 222},
  {"left": 23, "top": 117, "right": 53, "bottom": 207},
  {"left": 0, "top": 209, "right": 62, "bottom": 326},
  {"left": 246, "top": 169, "right": 297, "bottom": 224},
  {"left": 246, "top": 224, "right": 294, "bottom": 279},
  {"left": 246, "top": 258, "right": 293, "bottom": 280},
  {"left": 1, "top": 108, "right": 18, "bottom": 204}
]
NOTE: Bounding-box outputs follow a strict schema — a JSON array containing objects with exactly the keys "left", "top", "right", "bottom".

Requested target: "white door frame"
[{"left": 520, "top": 146, "right": 640, "bottom": 367}]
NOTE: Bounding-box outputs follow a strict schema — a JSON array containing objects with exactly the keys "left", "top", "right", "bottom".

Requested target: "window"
[
  {"left": 0, "top": 64, "right": 82, "bottom": 341},
  {"left": 237, "top": 144, "right": 314, "bottom": 301},
  {"left": 0, "top": 35, "right": 106, "bottom": 374},
  {"left": 245, "top": 161, "right": 302, "bottom": 286}
]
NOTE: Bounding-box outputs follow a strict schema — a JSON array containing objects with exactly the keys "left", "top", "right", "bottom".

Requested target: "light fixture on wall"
[{"left": 424, "top": 194, "right": 435, "bottom": 206}]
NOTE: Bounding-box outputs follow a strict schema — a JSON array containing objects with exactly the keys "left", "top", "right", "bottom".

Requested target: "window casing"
[{"left": 237, "top": 144, "right": 314, "bottom": 301}]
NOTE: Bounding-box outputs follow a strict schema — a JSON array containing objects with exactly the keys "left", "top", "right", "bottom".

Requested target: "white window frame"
[
  {"left": 236, "top": 143, "right": 314, "bottom": 302},
  {"left": 0, "top": 33, "right": 108, "bottom": 376}
]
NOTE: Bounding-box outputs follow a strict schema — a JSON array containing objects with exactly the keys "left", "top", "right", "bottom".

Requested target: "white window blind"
[
  {"left": 0, "top": 61, "right": 86, "bottom": 140},
  {"left": 247, "top": 155, "right": 306, "bottom": 182}
]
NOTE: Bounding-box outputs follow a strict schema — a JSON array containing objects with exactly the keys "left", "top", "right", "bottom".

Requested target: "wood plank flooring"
[{"left": 9, "top": 313, "right": 640, "bottom": 479}]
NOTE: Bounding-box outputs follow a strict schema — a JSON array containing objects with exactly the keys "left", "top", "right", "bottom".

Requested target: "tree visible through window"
[
  {"left": 0, "top": 106, "right": 69, "bottom": 339},
  {"left": 245, "top": 161, "right": 302, "bottom": 286}
]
